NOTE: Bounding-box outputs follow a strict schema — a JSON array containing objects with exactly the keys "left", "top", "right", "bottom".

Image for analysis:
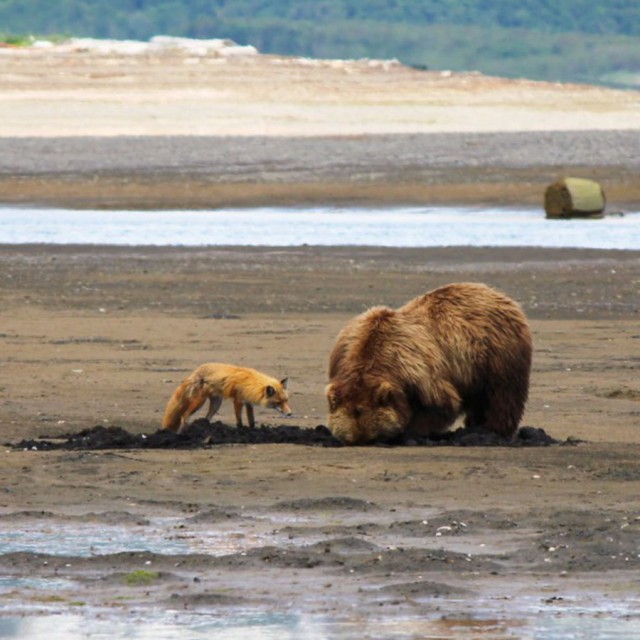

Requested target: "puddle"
[
  {"left": 1, "top": 511, "right": 639, "bottom": 639},
  {"left": 0, "top": 611, "right": 638, "bottom": 640},
  {"left": 0, "top": 516, "right": 323, "bottom": 558},
  {"left": 0, "top": 522, "right": 188, "bottom": 557},
  {"left": 0, "top": 577, "right": 75, "bottom": 592},
  {"left": 0, "top": 613, "right": 312, "bottom": 640},
  {"left": 528, "top": 616, "right": 640, "bottom": 640}
]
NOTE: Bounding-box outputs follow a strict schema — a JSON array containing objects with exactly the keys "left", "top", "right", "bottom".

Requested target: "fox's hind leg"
[
  {"left": 177, "top": 395, "right": 207, "bottom": 433},
  {"left": 205, "top": 395, "right": 223, "bottom": 422}
]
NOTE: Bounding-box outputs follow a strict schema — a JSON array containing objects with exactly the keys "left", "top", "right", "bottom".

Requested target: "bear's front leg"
[{"left": 406, "top": 406, "right": 456, "bottom": 437}]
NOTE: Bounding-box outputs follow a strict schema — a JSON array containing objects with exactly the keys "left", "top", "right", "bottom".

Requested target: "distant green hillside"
[{"left": 1, "top": 0, "right": 638, "bottom": 87}]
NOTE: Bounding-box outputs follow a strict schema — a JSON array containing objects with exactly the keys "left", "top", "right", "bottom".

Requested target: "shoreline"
[{"left": 3, "top": 172, "right": 640, "bottom": 210}]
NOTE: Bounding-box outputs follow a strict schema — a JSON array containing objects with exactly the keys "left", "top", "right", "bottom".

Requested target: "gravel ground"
[
  {"left": 1, "top": 130, "right": 639, "bottom": 209},
  {"left": 1, "top": 131, "right": 639, "bottom": 177}
]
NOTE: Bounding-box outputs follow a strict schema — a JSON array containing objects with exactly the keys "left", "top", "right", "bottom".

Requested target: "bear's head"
[{"left": 325, "top": 378, "right": 411, "bottom": 444}]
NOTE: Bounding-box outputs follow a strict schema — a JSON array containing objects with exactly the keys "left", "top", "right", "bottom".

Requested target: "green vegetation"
[
  {"left": 122, "top": 570, "right": 160, "bottom": 586},
  {"left": 0, "top": 33, "right": 33, "bottom": 46},
  {"left": 0, "top": 0, "right": 638, "bottom": 87},
  {"left": 0, "top": 32, "right": 67, "bottom": 46}
]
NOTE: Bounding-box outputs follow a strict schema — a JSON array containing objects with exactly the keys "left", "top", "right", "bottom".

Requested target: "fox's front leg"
[{"left": 233, "top": 397, "right": 244, "bottom": 427}]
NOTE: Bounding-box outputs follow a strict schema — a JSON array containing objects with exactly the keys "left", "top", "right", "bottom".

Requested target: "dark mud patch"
[
  {"left": 187, "top": 507, "right": 243, "bottom": 524},
  {"left": 376, "top": 579, "right": 472, "bottom": 597},
  {"left": 600, "top": 387, "right": 640, "bottom": 401},
  {"left": 393, "top": 425, "right": 567, "bottom": 447},
  {"left": 11, "top": 420, "right": 341, "bottom": 451},
  {"left": 273, "top": 496, "right": 378, "bottom": 512},
  {"left": 307, "top": 537, "right": 383, "bottom": 555},
  {"left": 165, "top": 591, "right": 247, "bottom": 608},
  {"left": 516, "top": 508, "right": 640, "bottom": 573},
  {"left": 10, "top": 420, "right": 570, "bottom": 451},
  {"left": 348, "top": 547, "right": 502, "bottom": 574}
]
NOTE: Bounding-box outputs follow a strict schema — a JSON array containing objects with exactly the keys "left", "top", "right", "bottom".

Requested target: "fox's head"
[{"left": 263, "top": 377, "right": 292, "bottom": 417}]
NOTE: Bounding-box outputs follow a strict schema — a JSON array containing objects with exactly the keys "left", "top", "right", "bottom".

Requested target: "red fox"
[{"left": 162, "top": 363, "right": 292, "bottom": 433}]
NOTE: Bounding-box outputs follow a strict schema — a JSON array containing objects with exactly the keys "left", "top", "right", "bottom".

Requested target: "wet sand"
[
  {"left": 0, "top": 47, "right": 640, "bottom": 635},
  {"left": 1, "top": 244, "right": 640, "bottom": 634}
]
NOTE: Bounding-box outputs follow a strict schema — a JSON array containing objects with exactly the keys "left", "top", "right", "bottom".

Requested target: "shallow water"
[
  {"left": 1, "top": 516, "right": 639, "bottom": 639},
  {"left": 1, "top": 610, "right": 639, "bottom": 640},
  {"left": 1, "top": 206, "right": 638, "bottom": 249},
  {"left": 1, "top": 514, "right": 639, "bottom": 639},
  {"left": 0, "top": 522, "right": 286, "bottom": 560}
]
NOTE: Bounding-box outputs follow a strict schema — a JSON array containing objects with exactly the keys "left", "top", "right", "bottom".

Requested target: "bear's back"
[
  {"left": 400, "top": 283, "right": 528, "bottom": 333},
  {"left": 329, "top": 303, "right": 442, "bottom": 383},
  {"left": 399, "top": 282, "right": 532, "bottom": 370}
]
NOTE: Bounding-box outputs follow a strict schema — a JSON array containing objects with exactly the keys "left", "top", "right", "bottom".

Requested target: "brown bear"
[{"left": 326, "top": 282, "right": 532, "bottom": 444}]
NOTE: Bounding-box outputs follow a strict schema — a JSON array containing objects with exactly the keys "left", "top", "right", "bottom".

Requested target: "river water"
[{"left": 1, "top": 206, "right": 638, "bottom": 249}]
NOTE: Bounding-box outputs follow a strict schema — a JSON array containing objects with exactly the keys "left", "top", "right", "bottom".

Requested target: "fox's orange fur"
[{"left": 162, "top": 363, "right": 291, "bottom": 433}]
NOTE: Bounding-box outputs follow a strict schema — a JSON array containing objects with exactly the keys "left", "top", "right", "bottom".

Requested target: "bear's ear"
[
  {"left": 325, "top": 384, "right": 338, "bottom": 410},
  {"left": 376, "top": 381, "right": 395, "bottom": 406}
]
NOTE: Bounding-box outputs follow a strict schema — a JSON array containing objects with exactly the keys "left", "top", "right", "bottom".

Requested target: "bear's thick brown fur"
[{"left": 326, "top": 282, "right": 532, "bottom": 444}]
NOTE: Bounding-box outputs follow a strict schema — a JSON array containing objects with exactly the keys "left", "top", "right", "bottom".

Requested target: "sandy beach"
[{"left": 0, "top": 45, "right": 640, "bottom": 636}]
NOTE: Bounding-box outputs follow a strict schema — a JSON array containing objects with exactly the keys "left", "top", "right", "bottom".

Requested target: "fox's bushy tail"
[{"left": 162, "top": 374, "right": 206, "bottom": 432}]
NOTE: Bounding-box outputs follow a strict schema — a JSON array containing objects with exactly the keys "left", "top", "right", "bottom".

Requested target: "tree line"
[{"left": 0, "top": 0, "right": 638, "bottom": 87}]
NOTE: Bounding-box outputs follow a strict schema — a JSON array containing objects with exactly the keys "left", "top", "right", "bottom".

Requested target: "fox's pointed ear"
[
  {"left": 265, "top": 385, "right": 276, "bottom": 398},
  {"left": 280, "top": 377, "right": 288, "bottom": 389}
]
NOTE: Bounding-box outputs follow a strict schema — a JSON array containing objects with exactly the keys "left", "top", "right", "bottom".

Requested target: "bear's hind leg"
[
  {"left": 463, "top": 393, "right": 487, "bottom": 431},
  {"left": 481, "top": 383, "right": 527, "bottom": 439}
]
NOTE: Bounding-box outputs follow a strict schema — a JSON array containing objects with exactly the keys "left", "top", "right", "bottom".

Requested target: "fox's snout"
[
  {"left": 272, "top": 399, "right": 292, "bottom": 417},
  {"left": 278, "top": 403, "right": 293, "bottom": 417}
]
